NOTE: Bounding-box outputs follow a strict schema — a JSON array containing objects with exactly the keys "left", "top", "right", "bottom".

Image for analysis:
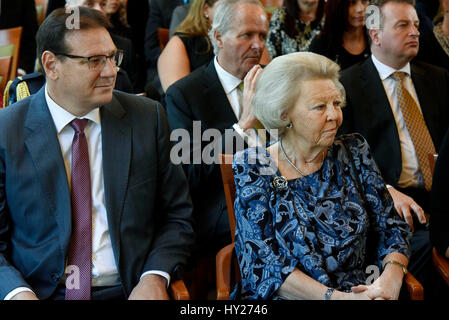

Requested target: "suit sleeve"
[
  {"left": 142, "top": 103, "right": 195, "bottom": 276},
  {"left": 0, "top": 147, "right": 33, "bottom": 299}
]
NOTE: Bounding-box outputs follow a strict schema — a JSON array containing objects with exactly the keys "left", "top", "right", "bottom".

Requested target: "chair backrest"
[
  {"left": 0, "top": 56, "right": 12, "bottom": 96},
  {"left": 0, "top": 27, "right": 23, "bottom": 81},
  {"left": 157, "top": 28, "right": 170, "bottom": 51},
  {"left": 220, "top": 153, "right": 237, "bottom": 242}
]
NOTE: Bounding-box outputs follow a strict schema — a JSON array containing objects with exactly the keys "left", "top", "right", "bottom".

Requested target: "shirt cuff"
[
  {"left": 140, "top": 270, "right": 171, "bottom": 288},
  {"left": 232, "top": 123, "right": 263, "bottom": 148},
  {"left": 386, "top": 184, "right": 393, "bottom": 188},
  {"left": 4, "top": 287, "right": 34, "bottom": 300}
]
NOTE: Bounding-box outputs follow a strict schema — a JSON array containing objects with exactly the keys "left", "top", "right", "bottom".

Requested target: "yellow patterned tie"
[{"left": 392, "top": 72, "right": 436, "bottom": 191}]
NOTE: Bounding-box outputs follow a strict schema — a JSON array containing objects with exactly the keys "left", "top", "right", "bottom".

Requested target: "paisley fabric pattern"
[
  {"left": 231, "top": 134, "right": 412, "bottom": 300},
  {"left": 266, "top": 7, "right": 324, "bottom": 59}
]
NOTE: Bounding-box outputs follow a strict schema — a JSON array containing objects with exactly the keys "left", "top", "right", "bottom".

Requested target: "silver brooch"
[{"left": 272, "top": 176, "right": 288, "bottom": 190}]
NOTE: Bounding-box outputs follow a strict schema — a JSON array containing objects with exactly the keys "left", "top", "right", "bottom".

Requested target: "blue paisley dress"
[{"left": 231, "top": 134, "right": 412, "bottom": 300}]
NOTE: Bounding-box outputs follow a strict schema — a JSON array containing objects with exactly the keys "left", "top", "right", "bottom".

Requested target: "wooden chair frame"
[
  {"left": 157, "top": 28, "right": 169, "bottom": 51},
  {"left": 0, "top": 27, "right": 23, "bottom": 81},
  {"left": 0, "top": 56, "right": 12, "bottom": 95}
]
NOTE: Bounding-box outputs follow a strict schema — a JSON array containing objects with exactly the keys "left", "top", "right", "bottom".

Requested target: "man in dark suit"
[
  {"left": 0, "top": 7, "right": 194, "bottom": 300},
  {"left": 338, "top": 0, "right": 449, "bottom": 297},
  {"left": 0, "top": 0, "right": 38, "bottom": 74},
  {"left": 144, "top": 0, "right": 185, "bottom": 99},
  {"left": 165, "top": 0, "right": 268, "bottom": 254},
  {"left": 66, "top": 0, "right": 141, "bottom": 93}
]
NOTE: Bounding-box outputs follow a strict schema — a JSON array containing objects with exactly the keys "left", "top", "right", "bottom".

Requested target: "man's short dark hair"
[
  {"left": 370, "top": 0, "right": 416, "bottom": 29},
  {"left": 36, "top": 7, "right": 109, "bottom": 72}
]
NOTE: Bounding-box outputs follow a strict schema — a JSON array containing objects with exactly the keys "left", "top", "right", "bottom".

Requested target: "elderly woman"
[
  {"left": 231, "top": 52, "right": 412, "bottom": 300},
  {"left": 157, "top": 0, "right": 220, "bottom": 92}
]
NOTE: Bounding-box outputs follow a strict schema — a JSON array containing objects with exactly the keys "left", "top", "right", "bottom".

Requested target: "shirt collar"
[
  {"left": 214, "top": 56, "right": 242, "bottom": 94},
  {"left": 371, "top": 54, "right": 411, "bottom": 81},
  {"left": 45, "top": 84, "right": 101, "bottom": 134}
]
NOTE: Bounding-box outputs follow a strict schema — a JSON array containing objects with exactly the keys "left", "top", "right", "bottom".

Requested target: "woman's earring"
[
  {"left": 286, "top": 123, "right": 293, "bottom": 129},
  {"left": 205, "top": 14, "right": 209, "bottom": 20}
]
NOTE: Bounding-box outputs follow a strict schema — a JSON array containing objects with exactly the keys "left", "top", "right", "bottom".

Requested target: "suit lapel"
[
  {"left": 201, "top": 62, "right": 238, "bottom": 129},
  {"left": 100, "top": 94, "right": 131, "bottom": 265},
  {"left": 24, "top": 87, "right": 72, "bottom": 250},
  {"left": 360, "top": 59, "right": 396, "bottom": 123}
]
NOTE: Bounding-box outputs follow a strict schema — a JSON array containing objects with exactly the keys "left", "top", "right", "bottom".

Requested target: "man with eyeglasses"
[
  {"left": 0, "top": 7, "right": 194, "bottom": 300},
  {"left": 66, "top": 0, "right": 142, "bottom": 93}
]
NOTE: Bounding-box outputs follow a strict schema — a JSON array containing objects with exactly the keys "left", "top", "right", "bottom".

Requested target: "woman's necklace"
[
  {"left": 279, "top": 138, "right": 326, "bottom": 177},
  {"left": 279, "top": 137, "right": 307, "bottom": 176}
]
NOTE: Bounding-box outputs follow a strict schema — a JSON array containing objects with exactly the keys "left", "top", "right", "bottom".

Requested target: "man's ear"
[
  {"left": 369, "top": 28, "right": 381, "bottom": 46},
  {"left": 214, "top": 30, "right": 224, "bottom": 49},
  {"left": 41, "top": 51, "right": 59, "bottom": 81}
]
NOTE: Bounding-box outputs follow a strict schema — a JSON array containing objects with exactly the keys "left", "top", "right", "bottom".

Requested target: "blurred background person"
[
  {"left": 144, "top": 0, "right": 186, "bottom": 100},
  {"left": 232, "top": 52, "right": 411, "bottom": 300},
  {"left": 170, "top": 2, "right": 192, "bottom": 38},
  {"left": 106, "top": 0, "right": 133, "bottom": 40},
  {"left": 265, "top": 0, "right": 325, "bottom": 60},
  {"left": 309, "top": 0, "right": 370, "bottom": 70},
  {"left": 158, "top": 0, "right": 220, "bottom": 92},
  {"left": 417, "top": 0, "right": 449, "bottom": 72}
]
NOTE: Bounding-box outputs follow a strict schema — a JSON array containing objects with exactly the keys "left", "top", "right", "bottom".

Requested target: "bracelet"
[
  {"left": 383, "top": 260, "right": 408, "bottom": 275},
  {"left": 324, "top": 287, "right": 334, "bottom": 300}
]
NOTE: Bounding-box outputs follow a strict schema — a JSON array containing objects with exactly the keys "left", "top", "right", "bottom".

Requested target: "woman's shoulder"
[{"left": 334, "top": 133, "right": 370, "bottom": 156}]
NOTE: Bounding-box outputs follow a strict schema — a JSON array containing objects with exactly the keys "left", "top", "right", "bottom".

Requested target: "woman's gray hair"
[
  {"left": 208, "top": 0, "right": 264, "bottom": 55},
  {"left": 253, "top": 52, "right": 346, "bottom": 137}
]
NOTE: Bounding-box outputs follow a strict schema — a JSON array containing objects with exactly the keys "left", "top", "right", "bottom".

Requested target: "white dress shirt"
[
  {"left": 4, "top": 86, "right": 168, "bottom": 300},
  {"left": 371, "top": 54, "right": 425, "bottom": 188}
]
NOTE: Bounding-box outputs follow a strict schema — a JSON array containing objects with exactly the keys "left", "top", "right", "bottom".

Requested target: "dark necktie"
[
  {"left": 392, "top": 72, "right": 436, "bottom": 191},
  {"left": 65, "top": 118, "right": 92, "bottom": 300}
]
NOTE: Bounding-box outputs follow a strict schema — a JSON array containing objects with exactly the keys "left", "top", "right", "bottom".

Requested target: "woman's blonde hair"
[
  {"left": 253, "top": 52, "right": 345, "bottom": 137},
  {"left": 175, "top": 0, "right": 219, "bottom": 36}
]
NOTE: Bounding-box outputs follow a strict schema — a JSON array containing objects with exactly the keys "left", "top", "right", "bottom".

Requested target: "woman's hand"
[{"left": 350, "top": 272, "right": 402, "bottom": 300}]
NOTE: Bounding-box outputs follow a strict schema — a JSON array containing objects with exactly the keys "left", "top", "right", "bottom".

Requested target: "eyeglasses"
[{"left": 53, "top": 50, "right": 123, "bottom": 70}]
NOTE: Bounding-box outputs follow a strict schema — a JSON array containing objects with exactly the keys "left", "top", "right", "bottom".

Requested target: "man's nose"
[
  {"left": 251, "top": 35, "right": 265, "bottom": 50},
  {"left": 410, "top": 24, "right": 420, "bottom": 37},
  {"left": 101, "top": 58, "right": 117, "bottom": 77}
]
